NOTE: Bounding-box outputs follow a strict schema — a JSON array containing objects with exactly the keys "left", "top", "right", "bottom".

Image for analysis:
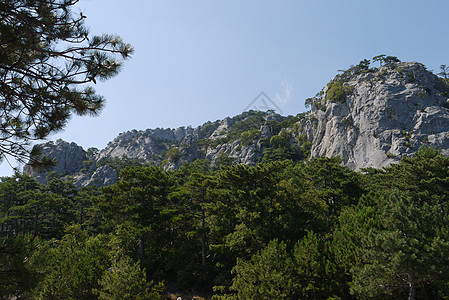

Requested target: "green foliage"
[
  {"left": 354, "top": 59, "right": 371, "bottom": 73},
  {"left": 387, "top": 106, "right": 394, "bottom": 119},
  {"left": 305, "top": 97, "right": 314, "bottom": 109},
  {"left": 227, "top": 111, "right": 266, "bottom": 140},
  {"left": 198, "top": 137, "right": 231, "bottom": 149},
  {"left": 199, "top": 121, "right": 220, "bottom": 139},
  {"left": 96, "top": 256, "right": 165, "bottom": 300},
  {"left": 326, "top": 79, "right": 354, "bottom": 103},
  {"left": 0, "top": 174, "right": 84, "bottom": 239},
  {"left": 4, "top": 143, "right": 449, "bottom": 298},
  {"left": 166, "top": 147, "right": 181, "bottom": 163},
  {"left": 335, "top": 147, "right": 449, "bottom": 299},
  {"left": 230, "top": 240, "right": 295, "bottom": 299},
  {"left": 300, "top": 156, "right": 362, "bottom": 230},
  {"left": 279, "top": 114, "right": 305, "bottom": 129},
  {"left": 269, "top": 134, "right": 288, "bottom": 148},
  {"left": 261, "top": 131, "right": 305, "bottom": 163},
  {"left": 262, "top": 114, "right": 303, "bottom": 137},
  {"left": 97, "top": 166, "right": 173, "bottom": 230},
  {"left": 313, "top": 100, "right": 324, "bottom": 110},
  {"left": 0, "top": 0, "right": 133, "bottom": 164},
  {"left": 384, "top": 55, "right": 401, "bottom": 65},
  {"left": 239, "top": 128, "right": 261, "bottom": 146},
  {"left": 230, "top": 234, "right": 348, "bottom": 299},
  {"left": 214, "top": 152, "right": 236, "bottom": 169},
  {"left": 373, "top": 54, "right": 400, "bottom": 66},
  {"left": 439, "top": 64, "right": 449, "bottom": 81},
  {"left": 31, "top": 225, "right": 166, "bottom": 300},
  {"left": 87, "top": 147, "right": 100, "bottom": 157},
  {"left": 337, "top": 190, "right": 449, "bottom": 299},
  {"left": 435, "top": 73, "right": 449, "bottom": 98},
  {"left": 373, "top": 54, "right": 386, "bottom": 66},
  {"left": 407, "top": 71, "right": 416, "bottom": 83},
  {"left": 209, "top": 162, "right": 302, "bottom": 284},
  {"left": 197, "top": 111, "right": 305, "bottom": 167},
  {"left": 213, "top": 110, "right": 301, "bottom": 144},
  {"left": 32, "top": 226, "right": 110, "bottom": 299},
  {"left": 292, "top": 232, "right": 327, "bottom": 297},
  {"left": 296, "top": 133, "right": 311, "bottom": 159},
  {"left": 0, "top": 235, "right": 40, "bottom": 299},
  {"left": 82, "top": 159, "right": 95, "bottom": 171},
  {"left": 386, "top": 151, "right": 396, "bottom": 158}
]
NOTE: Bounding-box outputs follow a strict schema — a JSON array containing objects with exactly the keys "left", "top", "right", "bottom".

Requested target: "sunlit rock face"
[
  {"left": 25, "top": 61, "right": 449, "bottom": 186},
  {"left": 301, "top": 62, "right": 449, "bottom": 170}
]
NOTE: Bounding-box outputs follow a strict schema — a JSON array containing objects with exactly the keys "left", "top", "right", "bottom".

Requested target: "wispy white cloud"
[{"left": 274, "top": 79, "right": 293, "bottom": 108}]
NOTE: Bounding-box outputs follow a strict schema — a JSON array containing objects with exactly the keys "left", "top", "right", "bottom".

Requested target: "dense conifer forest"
[
  {"left": 1, "top": 147, "right": 449, "bottom": 299},
  {"left": 3, "top": 1, "right": 449, "bottom": 299}
]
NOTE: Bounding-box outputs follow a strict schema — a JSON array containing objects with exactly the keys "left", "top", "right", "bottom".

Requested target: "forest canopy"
[{"left": 0, "top": 147, "right": 448, "bottom": 299}]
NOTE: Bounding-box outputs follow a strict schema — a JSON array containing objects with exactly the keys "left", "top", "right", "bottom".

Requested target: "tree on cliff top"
[{"left": 0, "top": 0, "right": 133, "bottom": 166}]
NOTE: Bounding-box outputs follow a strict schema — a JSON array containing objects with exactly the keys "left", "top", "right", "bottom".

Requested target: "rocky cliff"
[
  {"left": 301, "top": 61, "right": 449, "bottom": 170},
  {"left": 24, "top": 141, "right": 87, "bottom": 184},
  {"left": 24, "top": 58, "right": 449, "bottom": 186},
  {"left": 24, "top": 111, "right": 304, "bottom": 187}
]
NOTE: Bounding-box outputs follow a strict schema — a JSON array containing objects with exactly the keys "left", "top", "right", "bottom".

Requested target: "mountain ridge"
[{"left": 24, "top": 58, "right": 449, "bottom": 187}]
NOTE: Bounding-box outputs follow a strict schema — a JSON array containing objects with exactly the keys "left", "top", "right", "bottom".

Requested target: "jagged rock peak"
[
  {"left": 24, "top": 58, "right": 449, "bottom": 187},
  {"left": 97, "top": 126, "right": 196, "bottom": 162},
  {"left": 23, "top": 141, "right": 87, "bottom": 184},
  {"left": 25, "top": 110, "right": 300, "bottom": 186},
  {"left": 301, "top": 60, "right": 449, "bottom": 170}
]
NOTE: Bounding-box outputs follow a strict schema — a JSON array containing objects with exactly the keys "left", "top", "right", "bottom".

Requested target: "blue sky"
[{"left": 2, "top": 0, "right": 449, "bottom": 175}]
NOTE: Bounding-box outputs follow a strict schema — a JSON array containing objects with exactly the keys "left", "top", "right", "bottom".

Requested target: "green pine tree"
[{"left": 0, "top": 0, "right": 133, "bottom": 164}]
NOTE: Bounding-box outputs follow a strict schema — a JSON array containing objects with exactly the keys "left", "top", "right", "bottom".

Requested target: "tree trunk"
[{"left": 408, "top": 273, "right": 416, "bottom": 300}]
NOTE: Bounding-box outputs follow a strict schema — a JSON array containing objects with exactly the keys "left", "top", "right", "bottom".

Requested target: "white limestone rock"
[{"left": 301, "top": 62, "right": 449, "bottom": 170}]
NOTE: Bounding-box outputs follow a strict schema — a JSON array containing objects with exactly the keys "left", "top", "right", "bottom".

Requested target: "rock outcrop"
[
  {"left": 25, "top": 111, "right": 289, "bottom": 187},
  {"left": 23, "top": 141, "right": 87, "bottom": 184},
  {"left": 24, "top": 59, "right": 449, "bottom": 186},
  {"left": 301, "top": 61, "right": 449, "bottom": 170}
]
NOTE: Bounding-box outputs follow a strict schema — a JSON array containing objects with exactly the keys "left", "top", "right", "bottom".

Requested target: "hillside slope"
[
  {"left": 24, "top": 59, "right": 449, "bottom": 186},
  {"left": 25, "top": 111, "right": 305, "bottom": 186}
]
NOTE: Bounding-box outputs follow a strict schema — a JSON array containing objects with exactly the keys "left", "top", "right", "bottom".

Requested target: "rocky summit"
[
  {"left": 301, "top": 61, "right": 449, "bottom": 170},
  {"left": 24, "top": 59, "right": 449, "bottom": 186}
]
